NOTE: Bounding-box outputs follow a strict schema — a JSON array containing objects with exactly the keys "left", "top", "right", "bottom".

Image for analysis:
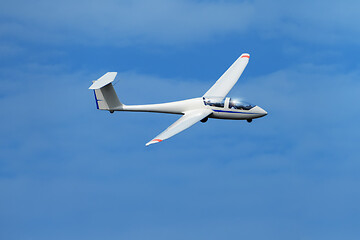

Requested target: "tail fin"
[{"left": 89, "top": 72, "right": 123, "bottom": 111}]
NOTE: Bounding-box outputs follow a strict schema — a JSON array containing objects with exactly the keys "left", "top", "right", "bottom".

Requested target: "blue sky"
[{"left": 1, "top": 0, "right": 360, "bottom": 239}]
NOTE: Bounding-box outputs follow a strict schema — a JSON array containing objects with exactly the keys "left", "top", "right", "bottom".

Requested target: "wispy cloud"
[
  {"left": 1, "top": 1, "right": 360, "bottom": 236},
  {"left": 0, "top": 0, "right": 253, "bottom": 45},
  {"left": 1, "top": 0, "right": 359, "bottom": 46},
  {"left": 1, "top": 54, "right": 360, "bottom": 238},
  {"left": 1, "top": 60, "right": 359, "bottom": 161}
]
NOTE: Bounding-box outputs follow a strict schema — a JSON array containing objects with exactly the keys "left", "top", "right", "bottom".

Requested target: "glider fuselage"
[{"left": 114, "top": 97, "right": 267, "bottom": 120}]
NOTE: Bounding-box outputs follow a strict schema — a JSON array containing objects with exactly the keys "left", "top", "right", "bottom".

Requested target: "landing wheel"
[
  {"left": 247, "top": 119, "right": 252, "bottom": 123},
  {"left": 201, "top": 117, "right": 208, "bottom": 123},
  {"left": 109, "top": 110, "right": 114, "bottom": 114}
]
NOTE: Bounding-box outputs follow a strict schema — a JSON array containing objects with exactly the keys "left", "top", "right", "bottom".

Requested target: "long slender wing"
[
  {"left": 203, "top": 53, "right": 250, "bottom": 99},
  {"left": 146, "top": 109, "right": 212, "bottom": 146}
]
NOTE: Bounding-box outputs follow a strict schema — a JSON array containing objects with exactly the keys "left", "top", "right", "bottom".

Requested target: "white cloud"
[
  {"left": 1, "top": 0, "right": 359, "bottom": 46},
  {"left": 0, "top": 0, "right": 254, "bottom": 45},
  {"left": 1, "top": 62, "right": 360, "bottom": 240},
  {"left": 1, "top": 60, "right": 359, "bottom": 161}
]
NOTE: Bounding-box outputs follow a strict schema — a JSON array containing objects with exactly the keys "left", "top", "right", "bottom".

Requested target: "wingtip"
[
  {"left": 240, "top": 53, "right": 250, "bottom": 59},
  {"left": 145, "top": 139, "right": 163, "bottom": 146}
]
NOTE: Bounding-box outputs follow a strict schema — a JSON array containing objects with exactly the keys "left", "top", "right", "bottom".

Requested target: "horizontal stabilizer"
[{"left": 89, "top": 72, "right": 117, "bottom": 89}]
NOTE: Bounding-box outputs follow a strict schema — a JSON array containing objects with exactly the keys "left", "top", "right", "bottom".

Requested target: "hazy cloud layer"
[
  {"left": 1, "top": 59, "right": 359, "bottom": 239},
  {"left": 1, "top": 0, "right": 360, "bottom": 45},
  {"left": 1, "top": 1, "right": 360, "bottom": 239}
]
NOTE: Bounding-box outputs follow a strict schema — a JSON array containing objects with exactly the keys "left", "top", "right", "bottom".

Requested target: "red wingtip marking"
[
  {"left": 241, "top": 55, "right": 250, "bottom": 58},
  {"left": 153, "top": 139, "right": 162, "bottom": 142}
]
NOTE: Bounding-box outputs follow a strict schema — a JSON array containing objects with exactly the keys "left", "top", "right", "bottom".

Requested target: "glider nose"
[{"left": 258, "top": 107, "right": 267, "bottom": 117}]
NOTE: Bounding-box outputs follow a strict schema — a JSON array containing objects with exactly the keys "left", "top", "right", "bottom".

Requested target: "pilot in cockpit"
[{"left": 229, "top": 98, "right": 255, "bottom": 110}]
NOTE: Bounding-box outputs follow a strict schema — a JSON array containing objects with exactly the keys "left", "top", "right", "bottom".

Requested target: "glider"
[{"left": 89, "top": 53, "right": 267, "bottom": 146}]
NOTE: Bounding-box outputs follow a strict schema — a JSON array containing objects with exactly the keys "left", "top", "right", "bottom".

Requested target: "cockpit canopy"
[
  {"left": 203, "top": 97, "right": 256, "bottom": 110},
  {"left": 203, "top": 97, "right": 225, "bottom": 108},
  {"left": 229, "top": 98, "right": 256, "bottom": 110}
]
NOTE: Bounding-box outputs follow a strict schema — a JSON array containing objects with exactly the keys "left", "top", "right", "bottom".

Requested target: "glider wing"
[
  {"left": 146, "top": 109, "right": 212, "bottom": 146},
  {"left": 203, "top": 53, "right": 249, "bottom": 99}
]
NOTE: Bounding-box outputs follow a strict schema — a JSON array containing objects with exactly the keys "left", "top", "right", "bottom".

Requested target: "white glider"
[{"left": 89, "top": 53, "right": 267, "bottom": 146}]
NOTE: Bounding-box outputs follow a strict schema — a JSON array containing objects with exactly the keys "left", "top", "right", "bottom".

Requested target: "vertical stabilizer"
[{"left": 89, "top": 72, "right": 123, "bottom": 110}]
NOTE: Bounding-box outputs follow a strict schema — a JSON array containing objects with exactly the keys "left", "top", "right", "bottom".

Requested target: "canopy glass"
[
  {"left": 203, "top": 97, "right": 225, "bottom": 108},
  {"left": 229, "top": 98, "right": 256, "bottom": 110}
]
